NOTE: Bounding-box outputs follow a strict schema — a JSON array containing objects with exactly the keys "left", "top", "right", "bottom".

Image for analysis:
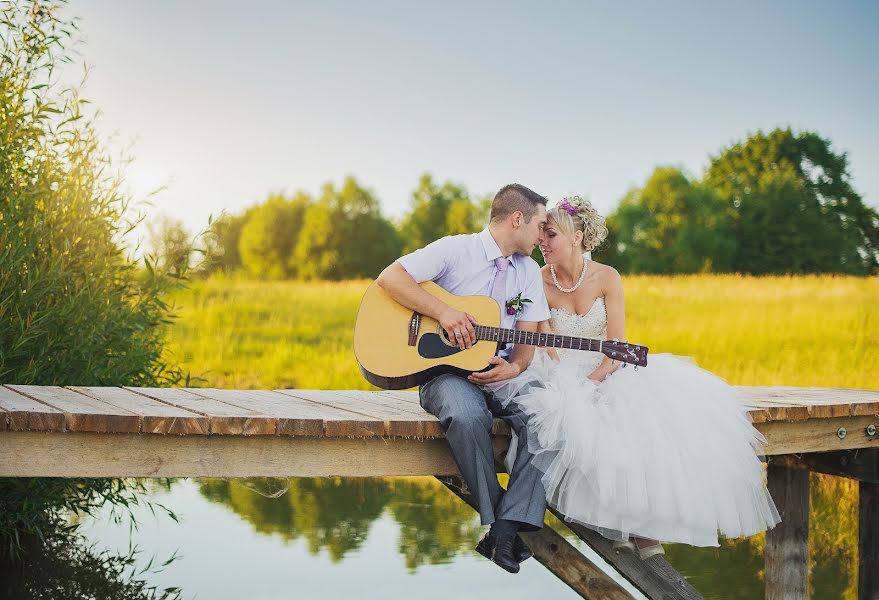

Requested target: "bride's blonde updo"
[{"left": 547, "top": 196, "right": 608, "bottom": 252}]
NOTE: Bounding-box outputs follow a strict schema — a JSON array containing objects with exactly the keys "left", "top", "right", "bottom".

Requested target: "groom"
[{"left": 375, "top": 183, "right": 551, "bottom": 573}]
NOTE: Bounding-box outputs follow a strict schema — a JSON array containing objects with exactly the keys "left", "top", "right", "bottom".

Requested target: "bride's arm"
[{"left": 588, "top": 267, "right": 626, "bottom": 382}]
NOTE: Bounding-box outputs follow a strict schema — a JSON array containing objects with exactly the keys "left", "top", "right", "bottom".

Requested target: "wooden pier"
[{"left": 2, "top": 383, "right": 879, "bottom": 599}]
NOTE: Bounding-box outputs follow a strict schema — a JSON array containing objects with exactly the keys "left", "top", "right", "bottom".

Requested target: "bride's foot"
[
  {"left": 633, "top": 537, "right": 664, "bottom": 560},
  {"left": 612, "top": 539, "right": 636, "bottom": 554}
]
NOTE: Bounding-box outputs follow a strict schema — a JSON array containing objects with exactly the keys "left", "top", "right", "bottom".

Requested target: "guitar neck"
[{"left": 474, "top": 325, "right": 602, "bottom": 352}]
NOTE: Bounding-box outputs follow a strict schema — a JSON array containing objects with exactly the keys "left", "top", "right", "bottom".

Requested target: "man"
[{"left": 375, "top": 183, "right": 551, "bottom": 574}]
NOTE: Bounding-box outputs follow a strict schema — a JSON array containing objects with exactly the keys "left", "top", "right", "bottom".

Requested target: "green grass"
[{"left": 165, "top": 274, "right": 879, "bottom": 390}]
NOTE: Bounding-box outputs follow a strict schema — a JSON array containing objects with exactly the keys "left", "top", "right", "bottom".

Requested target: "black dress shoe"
[
  {"left": 512, "top": 534, "right": 533, "bottom": 563},
  {"left": 475, "top": 532, "right": 520, "bottom": 573}
]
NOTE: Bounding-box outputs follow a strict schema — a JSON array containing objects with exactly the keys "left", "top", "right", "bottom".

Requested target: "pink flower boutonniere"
[{"left": 505, "top": 292, "right": 532, "bottom": 316}]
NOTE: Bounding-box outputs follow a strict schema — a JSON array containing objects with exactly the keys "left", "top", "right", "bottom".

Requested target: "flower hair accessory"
[
  {"left": 558, "top": 197, "right": 580, "bottom": 216},
  {"left": 505, "top": 292, "right": 532, "bottom": 316}
]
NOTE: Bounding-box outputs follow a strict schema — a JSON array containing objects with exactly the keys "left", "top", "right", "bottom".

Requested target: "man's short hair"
[{"left": 490, "top": 183, "right": 548, "bottom": 224}]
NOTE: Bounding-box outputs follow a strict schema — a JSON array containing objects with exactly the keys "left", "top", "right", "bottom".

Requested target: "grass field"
[{"left": 164, "top": 274, "right": 878, "bottom": 391}]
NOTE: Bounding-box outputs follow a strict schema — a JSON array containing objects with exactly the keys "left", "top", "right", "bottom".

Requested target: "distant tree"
[
  {"left": 293, "top": 177, "right": 402, "bottom": 279},
  {"left": 147, "top": 214, "right": 194, "bottom": 277},
  {"left": 602, "top": 167, "right": 736, "bottom": 273},
  {"left": 705, "top": 128, "right": 879, "bottom": 274},
  {"left": 239, "top": 193, "right": 311, "bottom": 279},
  {"left": 398, "top": 174, "right": 488, "bottom": 253},
  {"left": 204, "top": 209, "right": 254, "bottom": 274}
]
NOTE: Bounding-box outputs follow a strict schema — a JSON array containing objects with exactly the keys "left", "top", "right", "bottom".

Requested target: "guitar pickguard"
[{"left": 417, "top": 333, "right": 481, "bottom": 359}]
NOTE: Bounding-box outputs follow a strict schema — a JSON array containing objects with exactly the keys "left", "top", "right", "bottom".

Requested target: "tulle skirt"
[{"left": 486, "top": 351, "right": 781, "bottom": 546}]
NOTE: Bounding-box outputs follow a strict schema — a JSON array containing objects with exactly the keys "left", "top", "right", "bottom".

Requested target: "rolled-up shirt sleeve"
[
  {"left": 517, "top": 263, "right": 551, "bottom": 323},
  {"left": 397, "top": 235, "right": 457, "bottom": 283}
]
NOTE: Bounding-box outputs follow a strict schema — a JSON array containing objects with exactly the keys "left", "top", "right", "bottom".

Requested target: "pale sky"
[{"left": 63, "top": 1, "right": 879, "bottom": 236}]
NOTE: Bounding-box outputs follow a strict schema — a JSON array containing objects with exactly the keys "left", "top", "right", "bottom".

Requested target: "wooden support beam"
[
  {"left": 437, "top": 476, "right": 634, "bottom": 600},
  {"left": 548, "top": 508, "right": 704, "bottom": 600},
  {"left": 765, "top": 465, "right": 810, "bottom": 600},
  {"left": 860, "top": 481, "right": 879, "bottom": 600},
  {"left": 769, "top": 449, "right": 879, "bottom": 483}
]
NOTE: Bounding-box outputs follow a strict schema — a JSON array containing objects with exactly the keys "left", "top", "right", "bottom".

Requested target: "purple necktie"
[{"left": 491, "top": 256, "right": 509, "bottom": 314}]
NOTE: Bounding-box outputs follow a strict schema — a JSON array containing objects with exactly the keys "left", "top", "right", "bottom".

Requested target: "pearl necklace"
[{"left": 550, "top": 259, "right": 587, "bottom": 293}]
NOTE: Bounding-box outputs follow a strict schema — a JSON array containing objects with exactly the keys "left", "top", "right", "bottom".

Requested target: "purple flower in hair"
[{"left": 558, "top": 197, "right": 578, "bottom": 216}]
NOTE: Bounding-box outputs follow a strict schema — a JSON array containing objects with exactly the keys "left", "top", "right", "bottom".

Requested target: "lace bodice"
[{"left": 548, "top": 297, "right": 607, "bottom": 373}]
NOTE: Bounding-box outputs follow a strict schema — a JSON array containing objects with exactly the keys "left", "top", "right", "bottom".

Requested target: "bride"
[{"left": 486, "top": 196, "right": 780, "bottom": 558}]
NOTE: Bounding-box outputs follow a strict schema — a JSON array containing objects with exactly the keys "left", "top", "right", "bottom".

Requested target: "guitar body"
[{"left": 354, "top": 281, "right": 501, "bottom": 390}]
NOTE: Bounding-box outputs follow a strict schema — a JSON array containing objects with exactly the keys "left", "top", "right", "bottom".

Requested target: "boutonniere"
[{"left": 505, "top": 292, "right": 532, "bottom": 316}]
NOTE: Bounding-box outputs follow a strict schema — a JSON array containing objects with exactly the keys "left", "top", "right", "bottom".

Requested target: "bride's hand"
[{"left": 586, "top": 370, "right": 603, "bottom": 383}]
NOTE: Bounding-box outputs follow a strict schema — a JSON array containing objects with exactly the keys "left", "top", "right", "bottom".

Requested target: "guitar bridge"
[{"left": 408, "top": 312, "right": 421, "bottom": 346}]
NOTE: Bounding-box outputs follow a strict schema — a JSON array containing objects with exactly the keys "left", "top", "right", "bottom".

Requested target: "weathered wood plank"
[
  {"left": 71, "top": 387, "right": 209, "bottom": 435},
  {"left": 0, "top": 430, "right": 484, "bottom": 477},
  {"left": 276, "top": 389, "right": 431, "bottom": 437},
  {"left": 765, "top": 465, "right": 809, "bottom": 600},
  {"left": 7, "top": 385, "right": 139, "bottom": 433},
  {"left": 333, "top": 390, "right": 431, "bottom": 417},
  {"left": 438, "top": 476, "right": 635, "bottom": 600},
  {"left": 757, "top": 416, "right": 879, "bottom": 455},
  {"left": 0, "top": 386, "right": 64, "bottom": 432},
  {"left": 860, "top": 481, "right": 879, "bottom": 600},
  {"left": 186, "top": 388, "right": 386, "bottom": 437},
  {"left": 127, "top": 387, "right": 276, "bottom": 435}
]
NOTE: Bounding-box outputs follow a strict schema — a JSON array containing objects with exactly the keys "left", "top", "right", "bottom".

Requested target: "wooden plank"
[
  {"left": 127, "top": 387, "right": 276, "bottom": 435},
  {"left": 859, "top": 481, "right": 879, "bottom": 600},
  {"left": 71, "top": 387, "right": 209, "bottom": 435},
  {"left": 276, "top": 389, "right": 434, "bottom": 437},
  {"left": 757, "top": 416, "right": 879, "bottom": 455},
  {"left": 186, "top": 388, "right": 386, "bottom": 437},
  {"left": 438, "top": 476, "right": 635, "bottom": 599},
  {"left": 7, "top": 385, "right": 139, "bottom": 433},
  {"left": 333, "top": 390, "right": 431, "bottom": 417},
  {"left": 376, "top": 390, "right": 422, "bottom": 405},
  {"left": 765, "top": 465, "right": 810, "bottom": 600},
  {"left": 0, "top": 430, "right": 483, "bottom": 477},
  {"left": 0, "top": 386, "right": 64, "bottom": 432}
]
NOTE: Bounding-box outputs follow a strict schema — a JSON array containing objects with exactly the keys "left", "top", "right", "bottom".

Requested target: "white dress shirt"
[{"left": 398, "top": 228, "right": 551, "bottom": 358}]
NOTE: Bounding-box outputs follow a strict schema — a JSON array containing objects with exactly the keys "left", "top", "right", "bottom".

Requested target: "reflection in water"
[
  {"left": 195, "top": 472, "right": 859, "bottom": 599},
  {"left": 10, "top": 472, "right": 859, "bottom": 599},
  {"left": 197, "top": 477, "right": 482, "bottom": 570}
]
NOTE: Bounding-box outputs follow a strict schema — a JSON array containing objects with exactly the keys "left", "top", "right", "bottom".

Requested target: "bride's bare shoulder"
[{"left": 589, "top": 260, "right": 622, "bottom": 284}]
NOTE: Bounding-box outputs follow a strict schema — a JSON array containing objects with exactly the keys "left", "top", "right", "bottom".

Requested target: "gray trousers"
[{"left": 420, "top": 373, "right": 547, "bottom": 531}]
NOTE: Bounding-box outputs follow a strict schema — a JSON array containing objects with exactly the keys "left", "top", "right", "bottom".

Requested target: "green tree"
[
  {"left": 293, "top": 177, "right": 402, "bottom": 279},
  {"left": 398, "top": 174, "right": 489, "bottom": 253},
  {"left": 203, "top": 207, "right": 257, "bottom": 274},
  {"left": 238, "top": 193, "right": 311, "bottom": 279},
  {"left": 705, "top": 128, "right": 879, "bottom": 274},
  {"left": 602, "top": 167, "right": 735, "bottom": 273}
]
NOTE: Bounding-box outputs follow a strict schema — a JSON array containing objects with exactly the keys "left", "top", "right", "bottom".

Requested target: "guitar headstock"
[{"left": 601, "top": 339, "right": 648, "bottom": 367}]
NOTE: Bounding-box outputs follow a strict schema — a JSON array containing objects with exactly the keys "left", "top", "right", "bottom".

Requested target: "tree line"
[{"left": 156, "top": 128, "right": 877, "bottom": 278}]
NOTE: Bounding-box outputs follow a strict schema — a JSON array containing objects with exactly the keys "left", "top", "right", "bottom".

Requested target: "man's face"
[{"left": 520, "top": 204, "right": 547, "bottom": 253}]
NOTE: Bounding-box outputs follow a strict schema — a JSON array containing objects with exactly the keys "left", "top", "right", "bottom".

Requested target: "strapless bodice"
[{"left": 548, "top": 297, "right": 607, "bottom": 373}]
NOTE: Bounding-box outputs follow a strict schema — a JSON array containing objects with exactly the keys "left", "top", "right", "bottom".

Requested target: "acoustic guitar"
[{"left": 353, "top": 281, "right": 648, "bottom": 390}]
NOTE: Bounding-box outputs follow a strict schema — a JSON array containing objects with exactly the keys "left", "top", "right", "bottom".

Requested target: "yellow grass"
[{"left": 165, "top": 274, "right": 878, "bottom": 390}]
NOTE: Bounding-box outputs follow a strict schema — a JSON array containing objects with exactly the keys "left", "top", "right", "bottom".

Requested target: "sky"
[{"left": 62, "top": 1, "right": 879, "bottom": 236}]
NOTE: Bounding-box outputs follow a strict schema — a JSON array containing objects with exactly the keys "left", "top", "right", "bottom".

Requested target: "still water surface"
[{"left": 78, "top": 477, "right": 853, "bottom": 599}]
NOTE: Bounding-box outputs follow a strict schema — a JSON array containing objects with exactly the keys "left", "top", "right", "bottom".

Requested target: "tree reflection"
[{"left": 197, "top": 472, "right": 860, "bottom": 594}]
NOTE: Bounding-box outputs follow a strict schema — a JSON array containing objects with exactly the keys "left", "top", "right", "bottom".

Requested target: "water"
[{"left": 71, "top": 475, "right": 855, "bottom": 599}]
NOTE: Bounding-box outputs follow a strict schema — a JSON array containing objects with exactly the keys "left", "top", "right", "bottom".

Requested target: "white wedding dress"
[{"left": 487, "top": 298, "right": 781, "bottom": 547}]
